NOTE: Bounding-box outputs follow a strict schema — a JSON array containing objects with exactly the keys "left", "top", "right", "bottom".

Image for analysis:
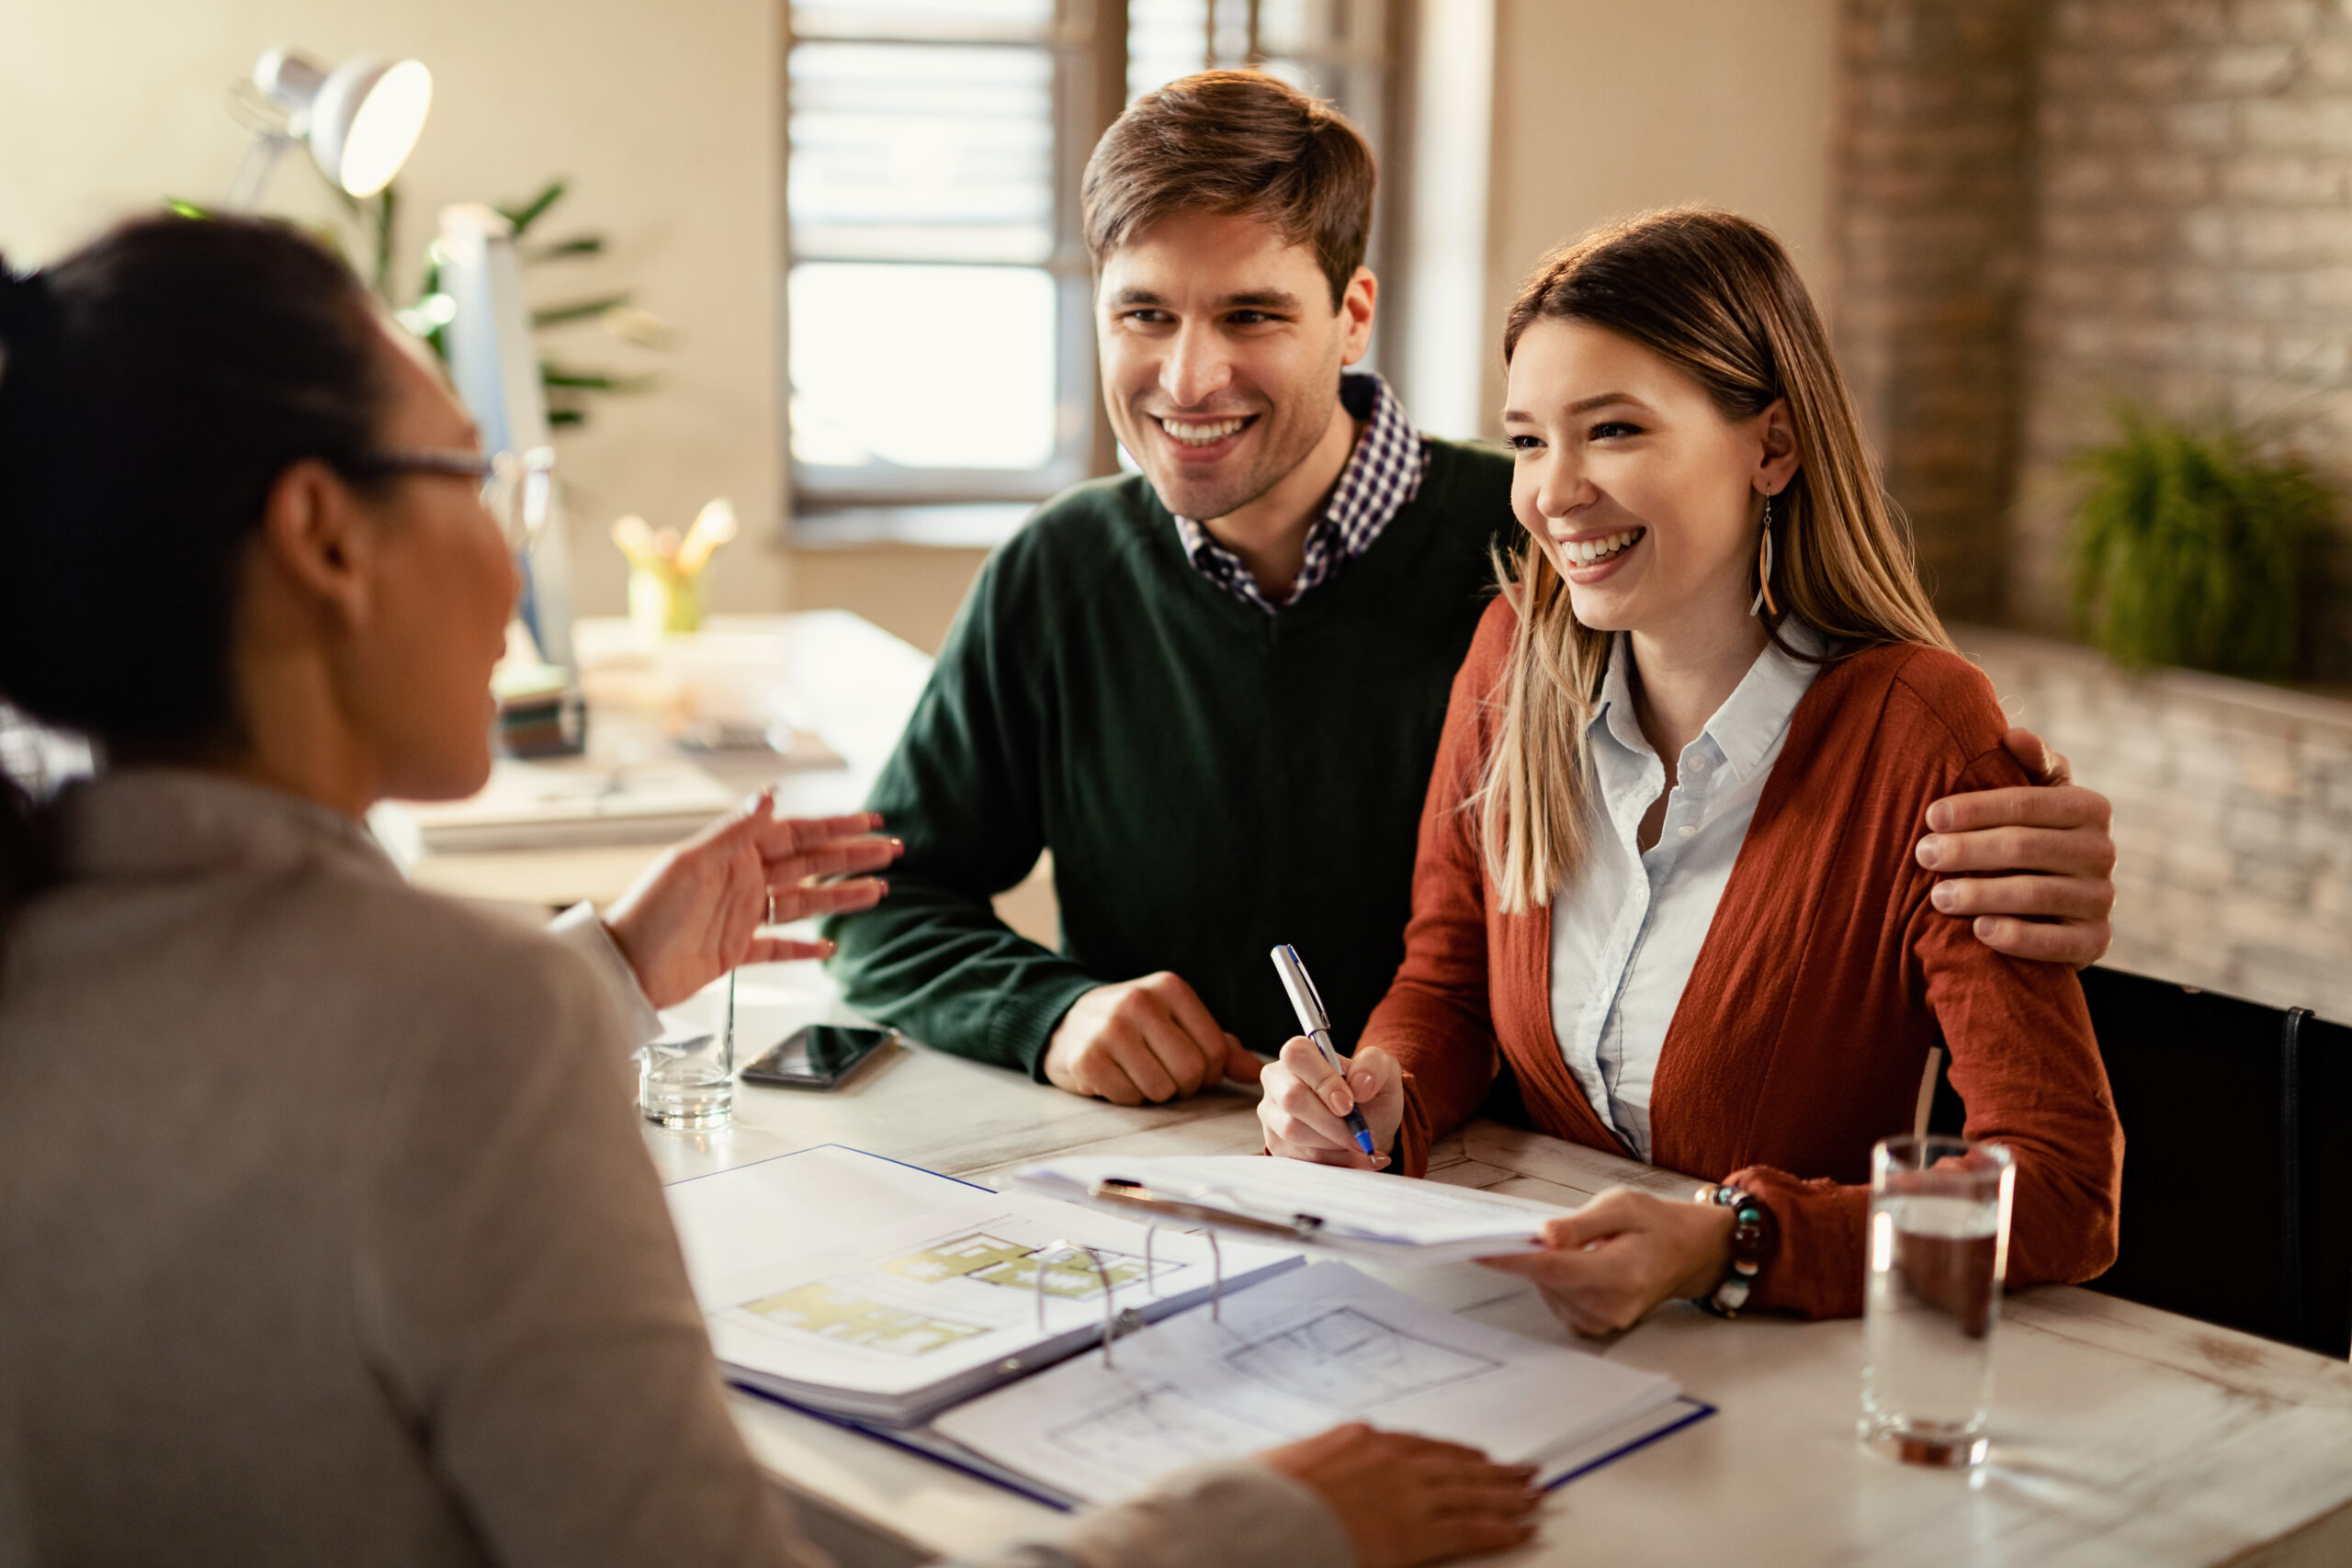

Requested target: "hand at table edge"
[{"left": 1260, "top": 1423, "right": 1542, "bottom": 1568}]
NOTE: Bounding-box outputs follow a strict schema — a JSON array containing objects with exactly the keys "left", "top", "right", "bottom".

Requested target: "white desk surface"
[
  {"left": 429, "top": 612, "right": 2352, "bottom": 1567},
  {"left": 409, "top": 612, "right": 933, "bottom": 909},
  {"left": 651, "top": 970, "right": 2352, "bottom": 1568}
]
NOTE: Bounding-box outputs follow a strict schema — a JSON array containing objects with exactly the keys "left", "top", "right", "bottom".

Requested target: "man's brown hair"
[{"left": 1081, "top": 71, "right": 1377, "bottom": 310}]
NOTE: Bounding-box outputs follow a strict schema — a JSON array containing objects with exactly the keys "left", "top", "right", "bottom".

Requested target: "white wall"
[
  {"left": 1476, "top": 0, "right": 1839, "bottom": 436},
  {"left": 0, "top": 0, "right": 786, "bottom": 617}
]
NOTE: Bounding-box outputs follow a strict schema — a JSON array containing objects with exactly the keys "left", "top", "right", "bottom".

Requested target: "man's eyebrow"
[
  {"left": 1222, "top": 289, "right": 1303, "bottom": 310},
  {"left": 1107, "top": 288, "right": 1306, "bottom": 310},
  {"left": 1500, "top": 391, "right": 1648, "bottom": 423}
]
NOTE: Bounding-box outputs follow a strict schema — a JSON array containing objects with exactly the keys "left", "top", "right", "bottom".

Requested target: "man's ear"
[
  {"left": 1338, "top": 265, "right": 1377, "bottom": 367},
  {"left": 1755, "top": 398, "right": 1801, "bottom": 496},
  {"left": 255, "top": 458, "right": 375, "bottom": 631}
]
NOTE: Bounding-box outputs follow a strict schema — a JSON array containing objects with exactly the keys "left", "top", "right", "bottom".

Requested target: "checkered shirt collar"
[{"left": 1171, "top": 371, "right": 1428, "bottom": 614}]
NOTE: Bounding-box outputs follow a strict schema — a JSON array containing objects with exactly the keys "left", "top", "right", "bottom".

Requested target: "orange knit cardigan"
[{"left": 1370, "top": 599, "right": 2124, "bottom": 1318}]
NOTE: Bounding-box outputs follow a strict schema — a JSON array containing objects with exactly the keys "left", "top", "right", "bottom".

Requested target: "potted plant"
[{"left": 2071, "top": 403, "right": 2333, "bottom": 678}]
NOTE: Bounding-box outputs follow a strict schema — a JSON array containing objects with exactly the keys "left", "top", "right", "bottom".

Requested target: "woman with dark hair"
[
  {"left": 0, "top": 215, "right": 1539, "bottom": 1567},
  {"left": 1258, "top": 209, "right": 2123, "bottom": 1329}
]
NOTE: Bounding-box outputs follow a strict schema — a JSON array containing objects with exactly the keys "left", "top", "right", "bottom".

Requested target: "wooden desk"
[{"left": 646, "top": 976, "right": 2352, "bottom": 1568}]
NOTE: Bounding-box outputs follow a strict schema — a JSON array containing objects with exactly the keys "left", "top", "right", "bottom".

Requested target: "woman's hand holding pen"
[{"left": 1258, "top": 1039, "right": 1406, "bottom": 1169}]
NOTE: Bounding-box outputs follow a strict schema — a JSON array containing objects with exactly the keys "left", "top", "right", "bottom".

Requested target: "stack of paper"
[
  {"left": 933, "top": 1261, "right": 1688, "bottom": 1505},
  {"left": 1009, "top": 1155, "right": 1559, "bottom": 1265},
  {"left": 382, "top": 755, "right": 737, "bottom": 852},
  {"left": 665, "top": 1146, "right": 1303, "bottom": 1427}
]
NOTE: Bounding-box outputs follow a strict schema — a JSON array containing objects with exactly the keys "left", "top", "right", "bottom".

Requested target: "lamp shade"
[{"left": 251, "top": 49, "right": 433, "bottom": 198}]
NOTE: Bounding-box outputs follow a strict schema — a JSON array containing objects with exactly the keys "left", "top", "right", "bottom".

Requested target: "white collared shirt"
[{"left": 1548, "top": 627, "right": 1824, "bottom": 1161}]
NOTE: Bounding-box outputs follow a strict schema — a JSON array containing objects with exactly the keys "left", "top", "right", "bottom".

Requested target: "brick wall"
[
  {"left": 2011, "top": 0, "right": 2352, "bottom": 675},
  {"left": 1961, "top": 625, "right": 2352, "bottom": 1023},
  {"left": 1832, "top": 0, "right": 2043, "bottom": 621}
]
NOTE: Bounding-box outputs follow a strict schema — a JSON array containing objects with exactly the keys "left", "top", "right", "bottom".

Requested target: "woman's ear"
[
  {"left": 1755, "top": 397, "right": 1802, "bottom": 496},
  {"left": 254, "top": 458, "right": 375, "bottom": 631}
]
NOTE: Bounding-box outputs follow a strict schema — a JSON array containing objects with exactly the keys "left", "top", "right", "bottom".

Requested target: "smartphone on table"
[{"left": 741, "top": 1023, "right": 896, "bottom": 1090}]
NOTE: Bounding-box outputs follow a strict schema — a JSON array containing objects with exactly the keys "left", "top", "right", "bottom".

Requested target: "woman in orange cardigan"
[{"left": 1259, "top": 209, "right": 2123, "bottom": 1325}]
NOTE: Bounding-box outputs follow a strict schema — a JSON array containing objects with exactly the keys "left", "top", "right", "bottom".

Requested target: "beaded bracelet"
[{"left": 1690, "top": 1183, "right": 1777, "bottom": 1318}]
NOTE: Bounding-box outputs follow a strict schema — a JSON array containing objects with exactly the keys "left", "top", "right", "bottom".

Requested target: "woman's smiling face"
[{"left": 1502, "top": 318, "right": 1792, "bottom": 640}]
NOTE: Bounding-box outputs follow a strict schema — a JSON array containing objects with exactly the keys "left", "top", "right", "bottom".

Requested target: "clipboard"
[{"left": 1007, "top": 1156, "right": 1555, "bottom": 1266}]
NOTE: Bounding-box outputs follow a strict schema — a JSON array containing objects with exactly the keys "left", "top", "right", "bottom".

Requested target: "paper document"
[
  {"left": 1010, "top": 1155, "right": 1561, "bottom": 1264},
  {"left": 381, "top": 756, "right": 736, "bottom": 852},
  {"left": 933, "top": 1261, "right": 1682, "bottom": 1503},
  {"left": 666, "top": 1146, "right": 1303, "bottom": 1425}
]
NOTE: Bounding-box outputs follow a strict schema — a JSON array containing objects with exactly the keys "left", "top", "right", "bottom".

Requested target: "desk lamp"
[{"left": 227, "top": 48, "right": 433, "bottom": 210}]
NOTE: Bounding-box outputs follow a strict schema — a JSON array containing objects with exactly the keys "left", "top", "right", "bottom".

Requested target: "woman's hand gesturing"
[
  {"left": 1477, "top": 1187, "right": 1735, "bottom": 1336},
  {"left": 1256, "top": 1037, "right": 1405, "bottom": 1169},
  {"left": 605, "top": 792, "right": 899, "bottom": 1008}
]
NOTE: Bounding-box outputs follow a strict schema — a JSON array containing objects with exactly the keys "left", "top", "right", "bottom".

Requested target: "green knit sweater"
[{"left": 824, "top": 437, "right": 1515, "bottom": 1077}]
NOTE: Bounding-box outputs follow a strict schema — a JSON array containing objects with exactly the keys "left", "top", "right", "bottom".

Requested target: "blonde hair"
[{"left": 1480, "top": 207, "right": 1954, "bottom": 914}]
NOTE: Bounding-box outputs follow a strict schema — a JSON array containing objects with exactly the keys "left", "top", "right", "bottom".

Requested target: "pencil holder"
[{"left": 628, "top": 562, "right": 704, "bottom": 638}]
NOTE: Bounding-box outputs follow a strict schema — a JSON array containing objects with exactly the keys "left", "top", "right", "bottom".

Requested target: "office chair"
[{"left": 2058, "top": 967, "right": 2346, "bottom": 1358}]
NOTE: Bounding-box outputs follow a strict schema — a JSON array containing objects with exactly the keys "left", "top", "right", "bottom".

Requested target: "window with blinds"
[{"left": 786, "top": 0, "right": 1395, "bottom": 515}]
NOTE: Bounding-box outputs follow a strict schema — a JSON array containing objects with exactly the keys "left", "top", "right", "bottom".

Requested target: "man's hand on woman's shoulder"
[{"left": 1916, "top": 726, "right": 2117, "bottom": 968}]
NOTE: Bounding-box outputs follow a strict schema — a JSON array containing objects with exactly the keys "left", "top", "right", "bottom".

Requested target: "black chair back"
[{"left": 2075, "top": 965, "right": 2349, "bottom": 1358}]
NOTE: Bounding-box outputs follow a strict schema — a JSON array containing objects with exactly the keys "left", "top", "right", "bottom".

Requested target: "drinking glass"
[
  {"left": 640, "top": 970, "right": 736, "bottom": 1130},
  {"left": 1860, "top": 1134, "right": 2016, "bottom": 1467}
]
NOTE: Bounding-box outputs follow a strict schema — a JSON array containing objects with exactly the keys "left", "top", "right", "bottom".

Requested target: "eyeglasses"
[{"left": 347, "top": 445, "right": 556, "bottom": 555}]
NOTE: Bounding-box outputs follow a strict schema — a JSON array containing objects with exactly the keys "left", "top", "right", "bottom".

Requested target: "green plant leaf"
[
  {"left": 523, "top": 234, "right": 605, "bottom": 265},
  {"left": 532, "top": 292, "right": 634, "bottom": 329},
  {"left": 495, "top": 178, "right": 570, "bottom": 237},
  {"left": 539, "top": 360, "right": 656, "bottom": 393}
]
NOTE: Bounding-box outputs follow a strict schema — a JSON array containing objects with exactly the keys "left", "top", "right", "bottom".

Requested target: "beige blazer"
[{"left": 0, "top": 770, "right": 1346, "bottom": 1568}]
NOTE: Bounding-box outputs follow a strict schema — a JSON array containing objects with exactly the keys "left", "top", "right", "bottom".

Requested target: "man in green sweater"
[{"left": 826, "top": 73, "right": 2120, "bottom": 1105}]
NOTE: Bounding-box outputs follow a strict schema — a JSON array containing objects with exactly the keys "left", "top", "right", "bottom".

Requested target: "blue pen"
[{"left": 1271, "top": 944, "right": 1377, "bottom": 1157}]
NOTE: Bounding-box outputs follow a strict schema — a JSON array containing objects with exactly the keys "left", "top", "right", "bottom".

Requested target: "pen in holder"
[{"left": 614, "top": 498, "right": 738, "bottom": 640}]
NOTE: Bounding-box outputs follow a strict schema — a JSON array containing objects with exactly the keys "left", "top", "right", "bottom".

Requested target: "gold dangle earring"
[{"left": 1749, "top": 491, "right": 1779, "bottom": 618}]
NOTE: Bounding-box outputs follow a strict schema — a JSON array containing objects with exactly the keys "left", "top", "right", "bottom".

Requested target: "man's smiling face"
[{"left": 1095, "top": 209, "right": 1370, "bottom": 524}]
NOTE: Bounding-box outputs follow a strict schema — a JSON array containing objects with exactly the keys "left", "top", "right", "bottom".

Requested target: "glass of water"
[
  {"left": 639, "top": 970, "right": 735, "bottom": 1130},
  {"left": 1860, "top": 1134, "right": 2016, "bottom": 1468}
]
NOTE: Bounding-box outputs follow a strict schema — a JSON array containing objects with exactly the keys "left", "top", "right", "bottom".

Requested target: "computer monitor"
[{"left": 435, "top": 202, "right": 578, "bottom": 673}]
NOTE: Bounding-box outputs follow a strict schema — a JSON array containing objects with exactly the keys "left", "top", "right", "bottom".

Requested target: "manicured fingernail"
[
  {"left": 888, "top": 837, "right": 905, "bottom": 852},
  {"left": 1917, "top": 836, "right": 1943, "bottom": 868},
  {"left": 818, "top": 939, "right": 837, "bottom": 956},
  {"left": 1926, "top": 800, "right": 1953, "bottom": 831},
  {"left": 1931, "top": 881, "right": 1957, "bottom": 911}
]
